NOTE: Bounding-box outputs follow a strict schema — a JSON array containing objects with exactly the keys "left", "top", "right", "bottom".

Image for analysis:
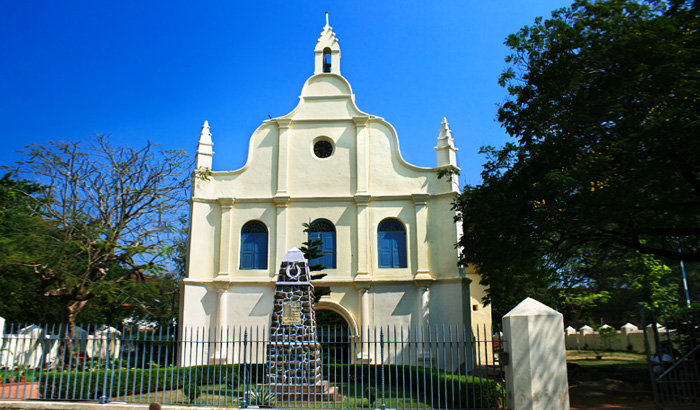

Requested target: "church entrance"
[{"left": 316, "top": 308, "right": 350, "bottom": 364}]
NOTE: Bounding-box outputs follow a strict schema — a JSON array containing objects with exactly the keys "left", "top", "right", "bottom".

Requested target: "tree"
[
  {"left": 0, "top": 173, "right": 62, "bottom": 323},
  {"left": 9, "top": 136, "right": 190, "bottom": 346},
  {"left": 457, "top": 0, "right": 700, "bottom": 314},
  {"left": 299, "top": 221, "right": 331, "bottom": 303}
]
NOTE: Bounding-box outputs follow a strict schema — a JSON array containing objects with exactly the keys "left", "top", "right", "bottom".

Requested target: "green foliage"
[
  {"left": 300, "top": 221, "right": 327, "bottom": 273},
  {"left": 42, "top": 363, "right": 267, "bottom": 400},
  {"left": 436, "top": 166, "right": 460, "bottom": 182},
  {"left": 457, "top": 0, "right": 700, "bottom": 316},
  {"left": 0, "top": 173, "right": 62, "bottom": 322},
  {"left": 625, "top": 253, "right": 679, "bottom": 310},
  {"left": 325, "top": 363, "right": 503, "bottom": 408},
  {"left": 597, "top": 326, "right": 620, "bottom": 352}
]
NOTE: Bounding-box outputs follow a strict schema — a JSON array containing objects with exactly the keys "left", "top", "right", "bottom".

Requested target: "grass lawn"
[{"left": 567, "top": 350, "right": 648, "bottom": 370}]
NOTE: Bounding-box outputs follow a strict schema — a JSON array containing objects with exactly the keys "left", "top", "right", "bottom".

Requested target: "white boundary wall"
[{"left": 564, "top": 322, "right": 663, "bottom": 353}]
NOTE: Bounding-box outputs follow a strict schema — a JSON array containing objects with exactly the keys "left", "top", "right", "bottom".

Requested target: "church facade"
[{"left": 181, "top": 17, "right": 491, "bottom": 356}]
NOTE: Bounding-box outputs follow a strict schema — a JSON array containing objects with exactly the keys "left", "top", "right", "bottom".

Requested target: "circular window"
[{"left": 313, "top": 139, "right": 334, "bottom": 159}]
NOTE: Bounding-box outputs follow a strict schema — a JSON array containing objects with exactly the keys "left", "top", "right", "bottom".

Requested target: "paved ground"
[
  {"left": 568, "top": 365, "right": 656, "bottom": 410},
  {"left": 0, "top": 396, "right": 658, "bottom": 410}
]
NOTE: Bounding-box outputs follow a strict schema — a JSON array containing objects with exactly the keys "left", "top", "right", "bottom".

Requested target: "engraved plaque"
[{"left": 282, "top": 301, "right": 302, "bottom": 325}]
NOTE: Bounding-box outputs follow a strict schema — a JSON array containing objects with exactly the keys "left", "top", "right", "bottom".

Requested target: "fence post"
[
  {"left": 240, "top": 328, "right": 248, "bottom": 409},
  {"left": 99, "top": 329, "right": 111, "bottom": 404},
  {"left": 380, "top": 328, "right": 386, "bottom": 410},
  {"left": 503, "top": 297, "right": 570, "bottom": 410}
]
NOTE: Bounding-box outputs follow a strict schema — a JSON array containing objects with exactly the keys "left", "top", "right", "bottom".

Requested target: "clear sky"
[{"left": 0, "top": 0, "right": 572, "bottom": 187}]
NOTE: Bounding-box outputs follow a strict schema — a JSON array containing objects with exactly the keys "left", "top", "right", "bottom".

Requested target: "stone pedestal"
[
  {"left": 257, "top": 381, "right": 342, "bottom": 403},
  {"left": 264, "top": 248, "right": 341, "bottom": 403}
]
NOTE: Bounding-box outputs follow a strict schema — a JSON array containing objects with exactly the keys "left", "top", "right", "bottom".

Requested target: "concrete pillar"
[{"left": 503, "top": 297, "right": 570, "bottom": 410}]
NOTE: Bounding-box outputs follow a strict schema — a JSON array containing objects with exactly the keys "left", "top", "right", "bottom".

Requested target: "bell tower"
[{"left": 314, "top": 12, "right": 341, "bottom": 75}]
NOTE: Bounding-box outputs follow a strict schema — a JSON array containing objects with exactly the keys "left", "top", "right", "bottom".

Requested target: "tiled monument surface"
[{"left": 261, "top": 248, "right": 341, "bottom": 402}]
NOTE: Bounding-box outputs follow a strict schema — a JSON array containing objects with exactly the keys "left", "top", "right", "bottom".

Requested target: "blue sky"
[{"left": 0, "top": 0, "right": 572, "bottom": 187}]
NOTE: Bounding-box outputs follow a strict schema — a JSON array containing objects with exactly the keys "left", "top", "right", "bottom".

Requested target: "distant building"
[{"left": 181, "top": 14, "right": 491, "bottom": 363}]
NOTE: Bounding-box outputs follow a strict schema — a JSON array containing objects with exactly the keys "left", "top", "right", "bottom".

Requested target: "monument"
[{"left": 262, "top": 248, "right": 340, "bottom": 402}]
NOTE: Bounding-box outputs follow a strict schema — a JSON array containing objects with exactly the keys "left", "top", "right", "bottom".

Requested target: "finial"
[
  {"left": 325, "top": 11, "right": 329, "bottom": 27},
  {"left": 439, "top": 117, "right": 452, "bottom": 140},
  {"left": 199, "top": 120, "right": 212, "bottom": 145}
]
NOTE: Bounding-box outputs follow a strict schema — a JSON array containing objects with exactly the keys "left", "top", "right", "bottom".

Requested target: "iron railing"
[
  {"left": 642, "top": 307, "right": 700, "bottom": 409},
  {"left": 0, "top": 323, "right": 504, "bottom": 409}
]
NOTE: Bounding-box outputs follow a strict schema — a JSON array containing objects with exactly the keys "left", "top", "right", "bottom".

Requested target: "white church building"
[{"left": 181, "top": 16, "right": 491, "bottom": 351}]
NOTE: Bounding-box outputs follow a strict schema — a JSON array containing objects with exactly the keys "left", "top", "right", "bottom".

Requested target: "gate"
[{"left": 642, "top": 308, "right": 700, "bottom": 409}]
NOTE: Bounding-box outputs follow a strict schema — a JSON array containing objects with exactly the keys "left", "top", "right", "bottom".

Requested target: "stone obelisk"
[
  {"left": 266, "top": 247, "right": 322, "bottom": 385},
  {"left": 262, "top": 248, "right": 340, "bottom": 402}
]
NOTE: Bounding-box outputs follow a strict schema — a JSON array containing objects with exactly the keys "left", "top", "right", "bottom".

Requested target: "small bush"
[{"left": 246, "top": 386, "right": 277, "bottom": 406}]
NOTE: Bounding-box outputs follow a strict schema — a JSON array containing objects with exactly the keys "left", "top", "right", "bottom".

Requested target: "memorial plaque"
[{"left": 282, "top": 301, "right": 301, "bottom": 325}]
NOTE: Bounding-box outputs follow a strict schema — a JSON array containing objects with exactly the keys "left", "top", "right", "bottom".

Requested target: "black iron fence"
[
  {"left": 642, "top": 307, "right": 700, "bottom": 409},
  {"left": 0, "top": 323, "right": 504, "bottom": 409}
]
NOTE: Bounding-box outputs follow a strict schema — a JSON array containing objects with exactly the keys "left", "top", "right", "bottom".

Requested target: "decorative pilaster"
[
  {"left": 274, "top": 195, "right": 291, "bottom": 269},
  {"left": 276, "top": 119, "right": 292, "bottom": 195},
  {"left": 412, "top": 194, "right": 430, "bottom": 279},
  {"left": 353, "top": 117, "right": 370, "bottom": 194},
  {"left": 210, "top": 280, "right": 230, "bottom": 363},
  {"left": 354, "top": 194, "right": 371, "bottom": 277},
  {"left": 217, "top": 198, "right": 234, "bottom": 277},
  {"left": 417, "top": 286, "right": 430, "bottom": 332},
  {"left": 355, "top": 284, "right": 372, "bottom": 363},
  {"left": 415, "top": 283, "right": 433, "bottom": 363}
]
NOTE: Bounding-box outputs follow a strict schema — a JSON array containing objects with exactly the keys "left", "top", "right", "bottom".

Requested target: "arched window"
[
  {"left": 378, "top": 218, "right": 407, "bottom": 268},
  {"left": 240, "top": 221, "right": 268, "bottom": 270},
  {"left": 308, "top": 219, "right": 336, "bottom": 269},
  {"left": 323, "top": 47, "right": 332, "bottom": 73}
]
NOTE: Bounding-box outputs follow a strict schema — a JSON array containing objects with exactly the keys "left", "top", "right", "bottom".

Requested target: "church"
[{"left": 180, "top": 15, "right": 491, "bottom": 356}]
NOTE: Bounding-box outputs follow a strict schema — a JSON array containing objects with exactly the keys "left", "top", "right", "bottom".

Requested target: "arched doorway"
[{"left": 315, "top": 307, "right": 351, "bottom": 364}]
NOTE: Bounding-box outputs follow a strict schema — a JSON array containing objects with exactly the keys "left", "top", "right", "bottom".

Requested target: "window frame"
[
  {"left": 308, "top": 218, "right": 336, "bottom": 269},
  {"left": 377, "top": 218, "right": 407, "bottom": 269},
  {"left": 240, "top": 220, "right": 268, "bottom": 270}
]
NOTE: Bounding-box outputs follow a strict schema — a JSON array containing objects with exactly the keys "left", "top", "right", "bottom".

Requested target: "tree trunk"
[{"left": 56, "top": 300, "right": 88, "bottom": 368}]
